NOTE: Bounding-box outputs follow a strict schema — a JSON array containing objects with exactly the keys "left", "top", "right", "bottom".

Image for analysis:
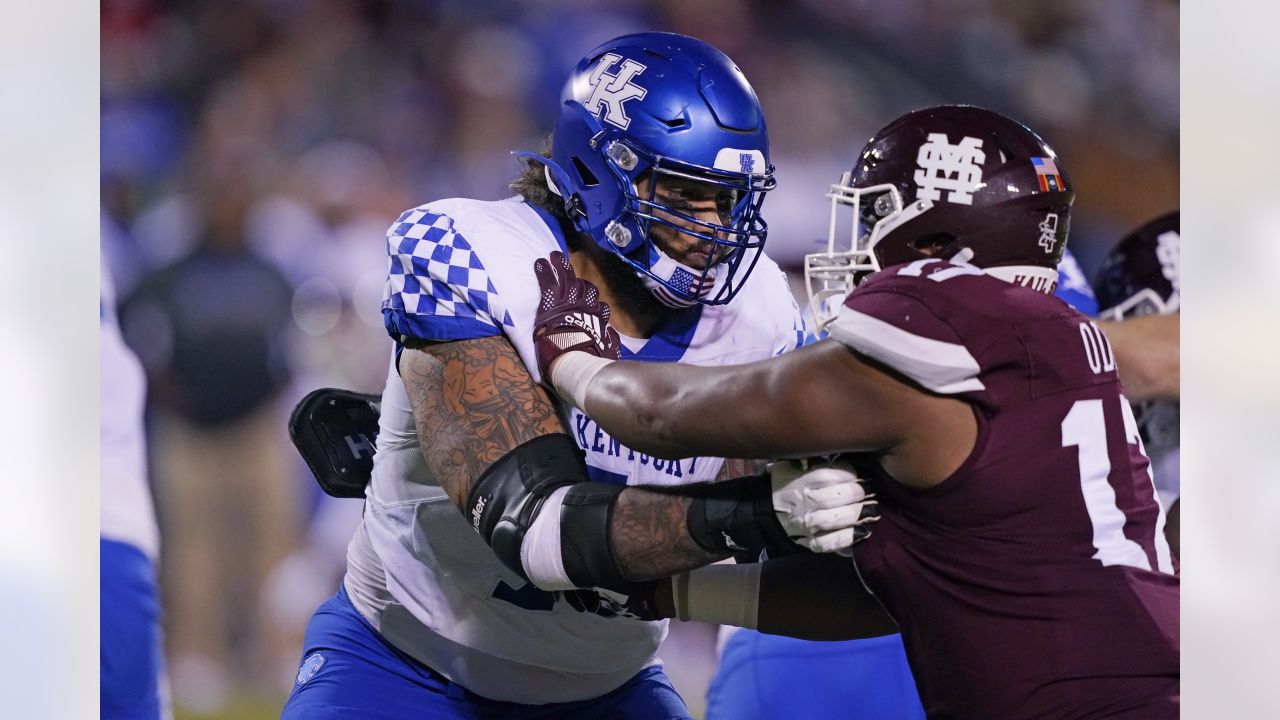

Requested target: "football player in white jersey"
[
  {"left": 101, "top": 235, "right": 171, "bottom": 719},
  {"left": 281, "top": 32, "right": 874, "bottom": 719}
]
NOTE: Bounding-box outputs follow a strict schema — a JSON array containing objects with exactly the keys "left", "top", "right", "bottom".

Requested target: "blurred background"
[{"left": 98, "top": 0, "right": 1179, "bottom": 717}]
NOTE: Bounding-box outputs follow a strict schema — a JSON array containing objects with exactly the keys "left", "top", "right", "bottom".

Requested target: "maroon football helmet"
[{"left": 806, "top": 105, "right": 1074, "bottom": 325}]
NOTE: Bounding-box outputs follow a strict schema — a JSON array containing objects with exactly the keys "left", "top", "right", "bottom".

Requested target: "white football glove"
[{"left": 770, "top": 458, "right": 879, "bottom": 555}]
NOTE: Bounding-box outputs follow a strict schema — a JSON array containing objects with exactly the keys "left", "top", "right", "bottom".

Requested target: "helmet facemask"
[
  {"left": 804, "top": 171, "right": 902, "bottom": 329},
  {"left": 606, "top": 141, "right": 774, "bottom": 308}
]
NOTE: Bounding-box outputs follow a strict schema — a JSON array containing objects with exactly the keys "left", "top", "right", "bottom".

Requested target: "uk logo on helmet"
[
  {"left": 914, "top": 133, "right": 985, "bottom": 205},
  {"left": 584, "top": 53, "right": 648, "bottom": 130}
]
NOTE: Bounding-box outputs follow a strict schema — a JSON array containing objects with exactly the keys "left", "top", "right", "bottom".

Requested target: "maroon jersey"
[{"left": 831, "top": 259, "right": 1179, "bottom": 719}]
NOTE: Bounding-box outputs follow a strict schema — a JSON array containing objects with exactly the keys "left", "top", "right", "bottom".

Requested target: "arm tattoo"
[
  {"left": 716, "top": 457, "right": 768, "bottom": 481},
  {"left": 400, "top": 336, "right": 565, "bottom": 509},
  {"left": 611, "top": 456, "right": 760, "bottom": 581},
  {"left": 611, "top": 488, "right": 728, "bottom": 581}
]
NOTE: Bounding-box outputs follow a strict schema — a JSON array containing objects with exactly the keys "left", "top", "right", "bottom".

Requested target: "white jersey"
[
  {"left": 345, "top": 197, "right": 804, "bottom": 704},
  {"left": 100, "top": 255, "right": 160, "bottom": 558}
]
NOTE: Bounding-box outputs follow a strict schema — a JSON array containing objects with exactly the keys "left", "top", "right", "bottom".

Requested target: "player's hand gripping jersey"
[
  {"left": 344, "top": 196, "right": 803, "bottom": 704},
  {"left": 829, "top": 258, "right": 1179, "bottom": 719}
]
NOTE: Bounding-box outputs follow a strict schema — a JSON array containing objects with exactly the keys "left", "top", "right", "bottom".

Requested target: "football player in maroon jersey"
[{"left": 533, "top": 105, "right": 1179, "bottom": 719}]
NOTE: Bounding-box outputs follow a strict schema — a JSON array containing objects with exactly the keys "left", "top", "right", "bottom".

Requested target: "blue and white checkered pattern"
[{"left": 382, "top": 208, "right": 515, "bottom": 342}]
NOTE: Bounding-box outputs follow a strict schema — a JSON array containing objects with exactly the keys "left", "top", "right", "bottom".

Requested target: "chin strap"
[{"left": 947, "top": 246, "right": 976, "bottom": 265}]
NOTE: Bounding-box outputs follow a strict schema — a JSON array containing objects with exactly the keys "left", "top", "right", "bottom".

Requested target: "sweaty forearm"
[
  {"left": 570, "top": 356, "right": 721, "bottom": 456},
  {"left": 552, "top": 352, "right": 777, "bottom": 460},
  {"left": 551, "top": 342, "right": 911, "bottom": 463},
  {"left": 610, "top": 468, "right": 811, "bottom": 581}
]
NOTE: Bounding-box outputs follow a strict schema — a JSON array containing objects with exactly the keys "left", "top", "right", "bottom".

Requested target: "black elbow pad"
[
  {"left": 560, "top": 482, "right": 629, "bottom": 592},
  {"left": 466, "top": 433, "right": 588, "bottom": 580}
]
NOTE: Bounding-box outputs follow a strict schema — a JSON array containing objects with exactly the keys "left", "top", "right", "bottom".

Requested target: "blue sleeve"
[
  {"left": 1055, "top": 248, "right": 1098, "bottom": 317},
  {"left": 380, "top": 207, "right": 514, "bottom": 343}
]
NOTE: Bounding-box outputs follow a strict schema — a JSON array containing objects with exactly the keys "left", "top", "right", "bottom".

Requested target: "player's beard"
[{"left": 588, "top": 240, "right": 682, "bottom": 328}]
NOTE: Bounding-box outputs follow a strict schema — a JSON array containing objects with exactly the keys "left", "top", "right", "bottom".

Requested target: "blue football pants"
[{"left": 281, "top": 586, "right": 691, "bottom": 719}]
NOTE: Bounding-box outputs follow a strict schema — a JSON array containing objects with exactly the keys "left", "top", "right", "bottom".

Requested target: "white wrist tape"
[
  {"left": 549, "top": 352, "right": 614, "bottom": 410},
  {"left": 671, "top": 562, "right": 762, "bottom": 629},
  {"left": 519, "top": 486, "right": 577, "bottom": 590}
]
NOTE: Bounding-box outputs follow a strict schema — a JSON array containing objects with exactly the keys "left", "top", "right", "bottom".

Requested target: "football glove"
[
  {"left": 769, "top": 458, "right": 879, "bottom": 556},
  {"left": 532, "top": 250, "right": 622, "bottom": 382}
]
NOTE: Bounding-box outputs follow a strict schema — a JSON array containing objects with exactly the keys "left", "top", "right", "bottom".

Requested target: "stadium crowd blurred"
[{"left": 100, "top": 0, "right": 1178, "bottom": 715}]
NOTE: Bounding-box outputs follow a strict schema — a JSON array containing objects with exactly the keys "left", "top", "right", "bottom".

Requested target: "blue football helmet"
[{"left": 522, "top": 32, "right": 775, "bottom": 307}]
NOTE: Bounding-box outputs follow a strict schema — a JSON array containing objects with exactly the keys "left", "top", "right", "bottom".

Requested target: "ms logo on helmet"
[
  {"left": 585, "top": 53, "right": 648, "bottom": 130},
  {"left": 914, "top": 133, "right": 985, "bottom": 205}
]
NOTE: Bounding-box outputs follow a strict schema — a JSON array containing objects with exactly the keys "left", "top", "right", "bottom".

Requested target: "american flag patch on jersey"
[{"left": 1031, "top": 157, "right": 1065, "bottom": 192}]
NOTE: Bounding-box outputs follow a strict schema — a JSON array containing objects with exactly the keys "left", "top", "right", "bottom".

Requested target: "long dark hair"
[
  {"left": 509, "top": 135, "right": 668, "bottom": 323},
  {"left": 509, "top": 135, "right": 569, "bottom": 224}
]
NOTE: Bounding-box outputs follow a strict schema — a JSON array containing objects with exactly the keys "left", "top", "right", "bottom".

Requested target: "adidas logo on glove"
[{"left": 562, "top": 312, "right": 604, "bottom": 342}]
